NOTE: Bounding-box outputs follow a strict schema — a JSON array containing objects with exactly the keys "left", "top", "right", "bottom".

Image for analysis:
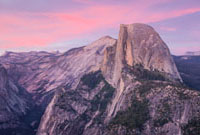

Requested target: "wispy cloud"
[
  {"left": 160, "top": 26, "right": 176, "bottom": 31},
  {"left": 0, "top": 0, "right": 199, "bottom": 53},
  {"left": 171, "top": 46, "right": 200, "bottom": 55}
]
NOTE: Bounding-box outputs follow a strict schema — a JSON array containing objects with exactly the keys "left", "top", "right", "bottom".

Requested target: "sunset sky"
[{"left": 0, "top": 0, "right": 200, "bottom": 55}]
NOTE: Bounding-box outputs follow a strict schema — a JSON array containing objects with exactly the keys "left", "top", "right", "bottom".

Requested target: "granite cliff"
[
  {"left": 102, "top": 23, "right": 181, "bottom": 86},
  {"left": 0, "top": 64, "right": 33, "bottom": 135}
]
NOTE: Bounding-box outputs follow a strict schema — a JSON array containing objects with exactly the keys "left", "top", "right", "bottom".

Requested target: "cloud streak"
[{"left": 0, "top": 0, "right": 200, "bottom": 54}]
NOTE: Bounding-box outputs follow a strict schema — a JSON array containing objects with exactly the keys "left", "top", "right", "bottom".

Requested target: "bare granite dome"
[
  {"left": 123, "top": 23, "right": 181, "bottom": 79},
  {"left": 102, "top": 23, "right": 182, "bottom": 86},
  {"left": 101, "top": 23, "right": 183, "bottom": 118}
]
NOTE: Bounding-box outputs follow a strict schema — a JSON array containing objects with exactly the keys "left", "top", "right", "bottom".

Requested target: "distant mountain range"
[
  {"left": 184, "top": 51, "right": 200, "bottom": 56},
  {"left": 174, "top": 55, "right": 200, "bottom": 91},
  {"left": 0, "top": 23, "right": 199, "bottom": 135}
]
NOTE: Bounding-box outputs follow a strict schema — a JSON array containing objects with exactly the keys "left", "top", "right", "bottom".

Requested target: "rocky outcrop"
[
  {"left": 102, "top": 23, "right": 183, "bottom": 120},
  {"left": 37, "top": 65, "right": 200, "bottom": 135},
  {"left": 102, "top": 23, "right": 182, "bottom": 86},
  {"left": 37, "top": 71, "right": 115, "bottom": 135},
  {"left": 106, "top": 73, "right": 200, "bottom": 135}
]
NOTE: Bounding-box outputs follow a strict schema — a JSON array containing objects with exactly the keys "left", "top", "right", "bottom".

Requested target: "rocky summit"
[
  {"left": 0, "top": 23, "right": 200, "bottom": 135},
  {"left": 102, "top": 23, "right": 181, "bottom": 87}
]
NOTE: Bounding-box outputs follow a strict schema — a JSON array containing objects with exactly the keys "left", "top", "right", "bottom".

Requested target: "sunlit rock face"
[
  {"left": 102, "top": 23, "right": 182, "bottom": 86},
  {"left": 101, "top": 23, "right": 183, "bottom": 121}
]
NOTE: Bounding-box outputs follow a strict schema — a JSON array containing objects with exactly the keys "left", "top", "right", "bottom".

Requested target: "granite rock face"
[
  {"left": 37, "top": 67, "right": 200, "bottom": 135},
  {"left": 0, "top": 64, "right": 33, "bottom": 134},
  {"left": 102, "top": 23, "right": 182, "bottom": 86},
  {"left": 37, "top": 71, "right": 116, "bottom": 135},
  {"left": 101, "top": 23, "right": 183, "bottom": 120}
]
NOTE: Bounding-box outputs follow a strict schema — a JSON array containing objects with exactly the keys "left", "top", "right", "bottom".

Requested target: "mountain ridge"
[{"left": 185, "top": 51, "right": 200, "bottom": 56}]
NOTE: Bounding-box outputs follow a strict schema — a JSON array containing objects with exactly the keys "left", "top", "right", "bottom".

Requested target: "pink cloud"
[
  {"left": 0, "top": 5, "right": 131, "bottom": 48},
  {"left": 171, "top": 46, "right": 200, "bottom": 55},
  {"left": 160, "top": 26, "right": 177, "bottom": 31},
  {"left": 73, "top": 0, "right": 93, "bottom": 4},
  {"left": 145, "top": 8, "right": 200, "bottom": 23},
  {"left": 0, "top": 1, "right": 200, "bottom": 49}
]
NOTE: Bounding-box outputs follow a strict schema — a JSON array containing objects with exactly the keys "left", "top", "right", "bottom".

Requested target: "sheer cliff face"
[
  {"left": 0, "top": 64, "right": 27, "bottom": 117},
  {"left": 121, "top": 24, "right": 180, "bottom": 77},
  {"left": 102, "top": 23, "right": 181, "bottom": 86},
  {"left": 37, "top": 24, "right": 200, "bottom": 135},
  {"left": 101, "top": 23, "right": 183, "bottom": 120},
  {"left": 0, "top": 64, "right": 32, "bottom": 134},
  {"left": 37, "top": 71, "right": 116, "bottom": 135}
]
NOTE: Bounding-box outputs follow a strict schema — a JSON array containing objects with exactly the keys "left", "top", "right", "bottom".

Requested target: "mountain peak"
[
  {"left": 119, "top": 23, "right": 157, "bottom": 39},
  {"left": 85, "top": 36, "right": 116, "bottom": 50},
  {"left": 120, "top": 23, "right": 154, "bottom": 30},
  {"left": 185, "top": 51, "right": 200, "bottom": 56},
  {"left": 102, "top": 23, "right": 182, "bottom": 85},
  {"left": 121, "top": 23, "right": 181, "bottom": 80}
]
